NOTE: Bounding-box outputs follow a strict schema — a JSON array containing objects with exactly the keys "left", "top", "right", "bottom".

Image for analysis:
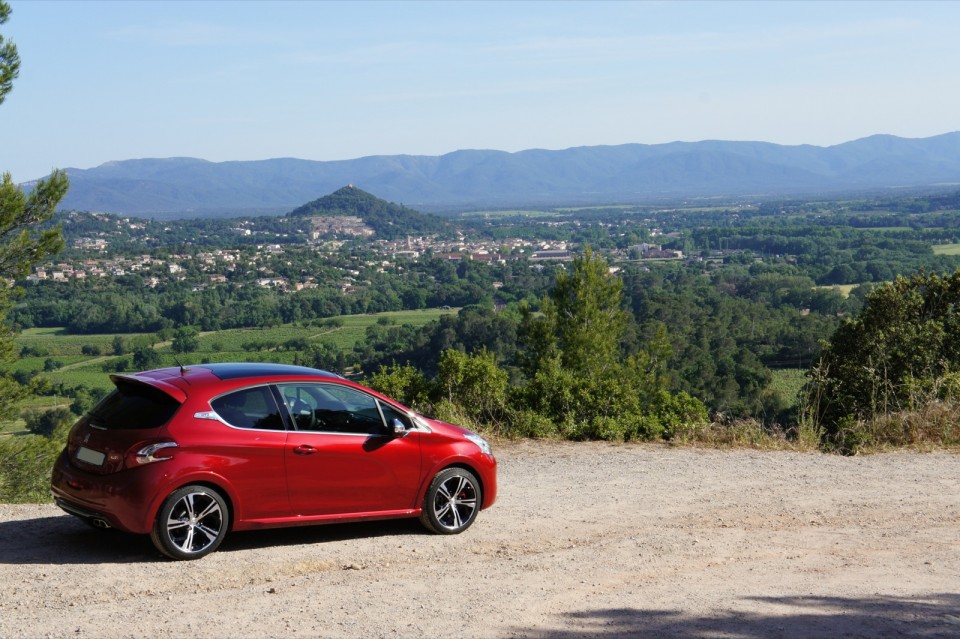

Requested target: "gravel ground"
[{"left": 1, "top": 440, "right": 959, "bottom": 638}]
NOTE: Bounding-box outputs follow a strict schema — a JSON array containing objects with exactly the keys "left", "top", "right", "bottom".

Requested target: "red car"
[{"left": 51, "top": 363, "right": 497, "bottom": 560}]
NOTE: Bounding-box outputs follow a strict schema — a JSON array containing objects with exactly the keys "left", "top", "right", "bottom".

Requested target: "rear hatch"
[{"left": 67, "top": 376, "right": 184, "bottom": 475}]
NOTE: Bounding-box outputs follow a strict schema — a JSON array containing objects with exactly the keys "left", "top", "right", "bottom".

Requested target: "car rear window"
[
  {"left": 211, "top": 386, "right": 285, "bottom": 431},
  {"left": 88, "top": 379, "right": 181, "bottom": 430}
]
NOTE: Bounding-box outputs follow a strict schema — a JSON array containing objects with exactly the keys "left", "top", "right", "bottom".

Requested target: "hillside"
[
  {"left": 289, "top": 185, "right": 449, "bottom": 239},
  {"left": 41, "top": 132, "right": 960, "bottom": 218}
]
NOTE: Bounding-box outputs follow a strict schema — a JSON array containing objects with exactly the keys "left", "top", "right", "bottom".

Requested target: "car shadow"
[
  {"left": 219, "top": 518, "right": 425, "bottom": 553},
  {"left": 510, "top": 595, "right": 960, "bottom": 638},
  {"left": 0, "top": 514, "right": 156, "bottom": 564},
  {"left": 0, "top": 513, "right": 427, "bottom": 565}
]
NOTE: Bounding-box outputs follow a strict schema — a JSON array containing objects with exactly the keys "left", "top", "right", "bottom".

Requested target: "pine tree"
[
  {"left": 518, "top": 248, "right": 706, "bottom": 439},
  {"left": 0, "top": 1, "right": 69, "bottom": 414}
]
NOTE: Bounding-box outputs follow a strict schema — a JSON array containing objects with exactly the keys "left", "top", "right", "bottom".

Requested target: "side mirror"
[{"left": 390, "top": 418, "right": 407, "bottom": 436}]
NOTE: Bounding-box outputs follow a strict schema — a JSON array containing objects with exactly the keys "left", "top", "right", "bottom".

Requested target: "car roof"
[
  {"left": 112, "top": 363, "right": 344, "bottom": 401},
  {"left": 193, "top": 362, "right": 342, "bottom": 381}
]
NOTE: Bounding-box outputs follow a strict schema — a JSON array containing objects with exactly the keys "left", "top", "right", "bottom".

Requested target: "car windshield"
[{"left": 88, "top": 379, "right": 181, "bottom": 430}]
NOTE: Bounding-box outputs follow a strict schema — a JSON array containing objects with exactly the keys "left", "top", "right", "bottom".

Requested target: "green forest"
[
  {"left": 3, "top": 186, "right": 960, "bottom": 497},
  {"left": 6, "top": 167, "right": 960, "bottom": 501},
  {"left": 3, "top": 0, "right": 960, "bottom": 503}
]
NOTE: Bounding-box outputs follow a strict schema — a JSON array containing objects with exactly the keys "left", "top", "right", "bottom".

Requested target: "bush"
[
  {"left": 671, "top": 418, "right": 795, "bottom": 449},
  {"left": 430, "top": 399, "right": 480, "bottom": 433},
  {"left": 436, "top": 349, "right": 508, "bottom": 428},
  {"left": 171, "top": 326, "right": 200, "bottom": 354},
  {"left": 808, "top": 270, "right": 960, "bottom": 439},
  {"left": 11, "top": 368, "right": 38, "bottom": 386},
  {"left": 366, "top": 362, "right": 431, "bottom": 411},
  {"left": 24, "top": 407, "right": 74, "bottom": 437},
  {"left": 0, "top": 434, "right": 64, "bottom": 503},
  {"left": 825, "top": 401, "right": 960, "bottom": 455},
  {"left": 102, "top": 358, "right": 130, "bottom": 373},
  {"left": 70, "top": 387, "right": 97, "bottom": 416},
  {"left": 505, "top": 409, "right": 557, "bottom": 438},
  {"left": 132, "top": 346, "right": 162, "bottom": 370}
]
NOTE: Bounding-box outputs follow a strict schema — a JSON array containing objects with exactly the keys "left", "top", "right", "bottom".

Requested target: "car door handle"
[{"left": 292, "top": 444, "right": 317, "bottom": 456}]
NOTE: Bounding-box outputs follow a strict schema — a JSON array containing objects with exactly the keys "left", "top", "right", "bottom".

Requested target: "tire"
[
  {"left": 150, "top": 485, "right": 229, "bottom": 560},
  {"left": 419, "top": 468, "right": 481, "bottom": 534}
]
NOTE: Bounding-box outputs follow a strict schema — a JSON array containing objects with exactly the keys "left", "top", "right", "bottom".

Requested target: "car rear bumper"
[{"left": 50, "top": 449, "right": 163, "bottom": 534}]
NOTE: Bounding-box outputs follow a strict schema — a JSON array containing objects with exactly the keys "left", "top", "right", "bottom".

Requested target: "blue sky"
[{"left": 2, "top": 0, "right": 959, "bottom": 181}]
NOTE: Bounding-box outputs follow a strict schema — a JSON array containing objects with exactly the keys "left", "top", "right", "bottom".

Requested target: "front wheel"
[
  {"left": 419, "top": 468, "right": 481, "bottom": 534},
  {"left": 150, "top": 485, "right": 229, "bottom": 560}
]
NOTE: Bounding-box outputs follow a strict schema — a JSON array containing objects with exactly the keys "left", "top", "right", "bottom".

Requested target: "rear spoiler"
[{"left": 109, "top": 374, "right": 188, "bottom": 404}]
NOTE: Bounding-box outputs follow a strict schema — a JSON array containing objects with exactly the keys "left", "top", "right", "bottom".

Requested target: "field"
[
  {"left": 815, "top": 283, "right": 858, "bottom": 298},
  {"left": 932, "top": 242, "right": 960, "bottom": 255},
  {"left": 458, "top": 209, "right": 558, "bottom": 219},
  {"left": 1, "top": 308, "right": 455, "bottom": 426},
  {"left": 768, "top": 368, "right": 807, "bottom": 407}
]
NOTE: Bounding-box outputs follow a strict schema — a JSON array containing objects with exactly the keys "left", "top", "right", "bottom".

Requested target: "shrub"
[
  {"left": 367, "top": 362, "right": 431, "bottom": 411},
  {"left": 808, "top": 270, "right": 960, "bottom": 439},
  {"left": 132, "top": 346, "right": 162, "bottom": 370},
  {"left": 23, "top": 407, "right": 74, "bottom": 437},
  {"left": 0, "top": 434, "right": 64, "bottom": 503},
  {"left": 435, "top": 349, "right": 508, "bottom": 428},
  {"left": 171, "top": 326, "right": 200, "bottom": 354},
  {"left": 505, "top": 409, "right": 557, "bottom": 438},
  {"left": 430, "top": 399, "right": 479, "bottom": 433},
  {"left": 671, "top": 418, "right": 795, "bottom": 449}
]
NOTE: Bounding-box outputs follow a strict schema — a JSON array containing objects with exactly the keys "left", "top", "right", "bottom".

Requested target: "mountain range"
[{"left": 45, "top": 132, "right": 960, "bottom": 218}]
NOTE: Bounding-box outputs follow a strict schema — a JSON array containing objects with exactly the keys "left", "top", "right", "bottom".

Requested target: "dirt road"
[{"left": 1, "top": 441, "right": 959, "bottom": 638}]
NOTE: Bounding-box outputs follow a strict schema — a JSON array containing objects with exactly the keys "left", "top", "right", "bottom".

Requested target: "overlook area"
[
  {"left": 2, "top": 442, "right": 959, "bottom": 638},
  {"left": 3, "top": 2, "right": 960, "bottom": 638}
]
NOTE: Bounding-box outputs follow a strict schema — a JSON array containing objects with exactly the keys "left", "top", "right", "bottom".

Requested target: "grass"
[
  {"left": 932, "top": 243, "right": 960, "bottom": 256},
  {"left": 768, "top": 368, "right": 807, "bottom": 408},
  {"left": 15, "top": 330, "right": 156, "bottom": 357},
  {"left": 195, "top": 308, "right": 451, "bottom": 352},
  {"left": 0, "top": 420, "right": 27, "bottom": 437},
  {"left": 815, "top": 283, "right": 858, "bottom": 298},
  {"left": 672, "top": 419, "right": 814, "bottom": 450},
  {"left": 458, "top": 209, "right": 558, "bottom": 219},
  {"left": 3, "top": 308, "right": 458, "bottom": 394}
]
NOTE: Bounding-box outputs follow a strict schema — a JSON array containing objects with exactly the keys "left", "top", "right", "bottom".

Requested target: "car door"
[
  {"left": 207, "top": 385, "right": 292, "bottom": 520},
  {"left": 279, "top": 383, "right": 422, "bottom": 517}
]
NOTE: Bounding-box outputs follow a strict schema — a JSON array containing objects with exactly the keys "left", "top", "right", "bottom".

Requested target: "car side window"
[
  {"left": 211, "top": 386, "right": 284, "bottom": 431},
  {"left": 278, "top": 383, "right": 387, "bottom": 435},
  {"left": 278, "top": 384, "right": 321, "bottom": 431},
  {"left": 378, "top": 400, "right": 413, "bottom": 431}
]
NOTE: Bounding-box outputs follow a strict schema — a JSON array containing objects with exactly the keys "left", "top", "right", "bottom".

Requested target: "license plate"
[{"left": 76, "top": 446, "right": 106, "bottom": 466}]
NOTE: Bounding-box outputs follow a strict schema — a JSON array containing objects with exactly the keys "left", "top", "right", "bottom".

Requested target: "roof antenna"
[{"left": 173, "top": 356, "right": 187, "bottom": 375}]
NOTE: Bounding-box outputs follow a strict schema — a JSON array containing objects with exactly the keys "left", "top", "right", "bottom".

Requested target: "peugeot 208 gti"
[{"left": 51, "top": 363, "right": 497, "bottom": 560}]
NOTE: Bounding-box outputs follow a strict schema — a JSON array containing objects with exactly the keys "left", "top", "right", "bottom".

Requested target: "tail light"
[{"left": 125, "top": 440, "right": 179, "bottom": 469}]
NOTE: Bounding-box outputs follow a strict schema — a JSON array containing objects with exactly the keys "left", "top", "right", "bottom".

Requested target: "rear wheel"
[
  {"left": 150, "top": 485, "right": 229, "bottom": 560},
  {"left": 419, "top": 468, "right": 481, "bottom": 534}
]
